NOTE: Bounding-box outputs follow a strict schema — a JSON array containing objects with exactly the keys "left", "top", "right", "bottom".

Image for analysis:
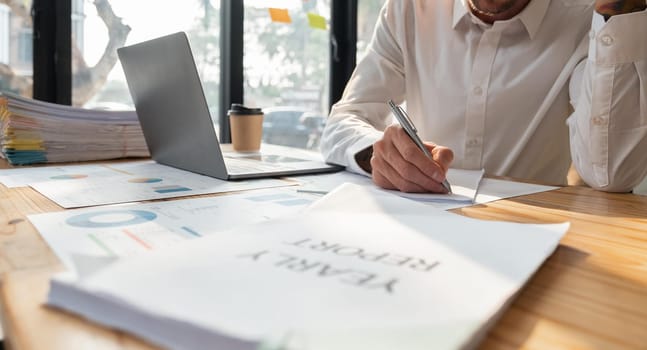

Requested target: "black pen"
[{"left": 387, "top": 100, "right": 452, "bottom": 193}]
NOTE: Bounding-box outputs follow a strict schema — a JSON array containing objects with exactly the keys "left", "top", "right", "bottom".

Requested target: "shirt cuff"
[
  {"left": 589, "top": 8, "right": 647, "bottom": 65},
  {"left": 345, "top": 131, "right": 382, "bottom": 177}
]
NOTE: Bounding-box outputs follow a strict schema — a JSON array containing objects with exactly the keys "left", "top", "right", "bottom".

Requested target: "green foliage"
[
  {"left": 244, "top": 0, "right": 330, "bottom": 108},
  {"left": 186, "top": 0, "right": 221, "bottom": 114},
  {"left": 357, "top": 0, "right": 386, "bottom": 55},
  {"left": 164, "top": 0, "right": 384, "bottom": 112}
]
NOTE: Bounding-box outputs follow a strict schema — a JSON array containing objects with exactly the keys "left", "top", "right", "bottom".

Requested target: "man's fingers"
[
  {"left": 371, "top": 168, "right": 397, "bottom": 190},
  {"left": 371, "top": 152, "right": 442, "bottom": 193},
  {"left": 374, "top": 138, "right": 441, "bottom": 191},
  {"left": 387, "top": 126, "right": 448, "bottom": 184},
  {"left": 370, "top": 125, "right": 454, "bottom": 193},
  {"left": 430, "top": 145, "right": 454, "bottom": 172}
]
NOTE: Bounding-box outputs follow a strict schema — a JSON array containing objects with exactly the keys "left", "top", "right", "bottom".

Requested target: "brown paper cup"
[{"left": 229, "top": 113, "right": 263, "bottom": 152}]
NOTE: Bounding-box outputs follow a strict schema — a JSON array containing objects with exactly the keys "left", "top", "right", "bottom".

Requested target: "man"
[{"left": 320, "top": 0, "right": 647, "bottom": 193}]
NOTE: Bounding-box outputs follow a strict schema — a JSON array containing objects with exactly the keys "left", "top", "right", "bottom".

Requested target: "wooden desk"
[{"left": 0, "top": 164, "right": 646, "bottom": 349}]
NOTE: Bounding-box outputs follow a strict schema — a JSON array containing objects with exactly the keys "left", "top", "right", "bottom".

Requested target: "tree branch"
[
  {"left": 0, "top": 0, "right": 31, "bottom": 26},
  {"left": 0, "top": 0, "right": 131, "bottom": 107},
  {"left": 72, "top": 0, "right": 131, "bottom": 106},
  {"left": 0, "top": 63, "right": 32, "bottom": 96}
]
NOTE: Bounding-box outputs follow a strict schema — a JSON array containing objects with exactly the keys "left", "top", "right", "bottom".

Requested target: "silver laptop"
[{"left": 117, "top": 32, "right": 343, "bottom": 180}]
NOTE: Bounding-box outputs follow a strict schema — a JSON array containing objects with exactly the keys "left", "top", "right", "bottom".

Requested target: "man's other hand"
[
  {"left": 595, "top": 0, "right": 646, "bottom": 17},
  {"left": 371, "top": 125, "right": 454, "bottom": 193}
]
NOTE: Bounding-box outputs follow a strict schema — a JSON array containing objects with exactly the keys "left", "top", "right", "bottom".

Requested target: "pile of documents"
[
  {"left": 0, "top": 92, "right": 149, "bottom": 165},
  {"left": 45, "top": 184, "right": 568, "bottom": 350}
]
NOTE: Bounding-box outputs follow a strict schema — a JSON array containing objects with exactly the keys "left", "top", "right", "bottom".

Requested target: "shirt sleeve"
[
  {"left": 568, "top": 9, "right": 647, "bottom": 192},
  {"left": 320, "top": 0, "right": 405, "bottom": 176}
]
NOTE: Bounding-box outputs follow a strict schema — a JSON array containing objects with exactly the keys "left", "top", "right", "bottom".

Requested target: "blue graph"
[{"left": 66, "top": 210, "right": 157, "bottom": 228}]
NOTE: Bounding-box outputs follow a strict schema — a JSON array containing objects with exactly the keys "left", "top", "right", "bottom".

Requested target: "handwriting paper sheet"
[
  {"left": 293, "top": 168, "right": 484, "bottom": 210},
  {"left": 474, "top": 178, "right": 559, "bottom": 204},
  {"left": 294, "top": 169, "right": 560, "bottom": 209}
]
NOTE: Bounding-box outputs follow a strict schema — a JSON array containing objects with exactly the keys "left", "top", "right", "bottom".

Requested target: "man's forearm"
[
  {"left": 569, "top": 4, "right": 647, "bottom": 192},
  {"left": 595, "top": 0, "right": 646, "bottom": 18}
]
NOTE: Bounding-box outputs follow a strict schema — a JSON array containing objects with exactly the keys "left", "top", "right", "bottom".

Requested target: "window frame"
[
  {"left": 33, "top": 0, "right": 71, "bottom": 105},
  {"left": 32, "top": 0, "right": 357, "bottom": 135}
]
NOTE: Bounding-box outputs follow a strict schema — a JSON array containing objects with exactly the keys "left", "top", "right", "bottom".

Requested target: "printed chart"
[
  {"left": 0, "top": 162, "right": 148, "bottom": 188},
  {"left": 29, "top": 161, "right": 293, "bottom": 208},
  {"left": 50, "top": 174, "right": 88, "bottom": 180},
  {"left": 28, "top": 188, "right": 317, "bottom": 272},
  {"left": 127, "top": 178, "right": 163, "bottom": 184}
]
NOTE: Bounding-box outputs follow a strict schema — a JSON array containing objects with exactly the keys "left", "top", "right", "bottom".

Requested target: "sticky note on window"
[
  {"left": 307, "top": 13, "right": 327, "bottom": 30},
  {"left": 268, "top": 8, "right": 291, "bottom": 23}
]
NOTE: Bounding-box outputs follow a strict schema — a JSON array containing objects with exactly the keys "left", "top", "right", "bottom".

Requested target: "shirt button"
[
  {"left": 473, "top": 86, "right": 483, "bottom": 96},
  {"left": 467, "top": 139, "right": 479, "bottom": 146},
  {"left": 600, "top": 35, "right": 613, "bottom": 46}
]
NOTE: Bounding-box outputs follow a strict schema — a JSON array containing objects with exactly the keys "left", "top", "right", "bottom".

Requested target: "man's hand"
[
  {"left": 370, "top": 125, "right": 454, "bottom": 193},
  {"left": 595, "top": 0, "right": 646, "bottom": 17}
]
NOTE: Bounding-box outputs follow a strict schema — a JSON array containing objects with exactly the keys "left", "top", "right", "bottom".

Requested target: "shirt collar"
[
  {"left": 452, "top": 0, "right": 551, "bottom": 39},
  {"left": 452, "top": 0, "right": 469, "bottom": 29}
]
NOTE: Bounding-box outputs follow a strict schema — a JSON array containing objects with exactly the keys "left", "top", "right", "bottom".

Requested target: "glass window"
[
  {"left": 72, "top": 0, "right": 85, "bottom": 53},
  {"left": 244, "top": 0, "right": 330, "bottom": 150},
  {"left": 0, "top": 4, "right": 9, "bottom": 64},
  {"left": 357, "top": 0, "right": 385, "bottom": 61},
  {"left": 0, "top": 1, "right": 33, "bottom": 97},
  {"left": 17, "top": 28, "right": 32, "bottom": 63},
  {"left": 72, "top": 0, "right": 220, "bottom": 127}
]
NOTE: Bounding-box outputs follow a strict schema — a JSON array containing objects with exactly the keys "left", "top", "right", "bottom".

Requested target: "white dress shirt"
[{"left": 321, "top": 0, "right": 647, "bottom": 191}]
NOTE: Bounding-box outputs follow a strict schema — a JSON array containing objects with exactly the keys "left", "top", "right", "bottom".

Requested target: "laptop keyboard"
[{"left": 224, "top": 157, "right": 295, "bottom": 173}]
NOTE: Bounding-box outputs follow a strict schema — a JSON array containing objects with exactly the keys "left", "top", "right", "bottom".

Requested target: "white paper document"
[
  {"left": 0, "top": 161, "right": 149, "bottom": 188},
  {"left": 48, "top": 184, "right": 569, "bottom": 350},
  {"left": 29, "top": 161, "right": 293, "bottom": 208},
  {"left": 291, "top": 171, "right": 375, "bottom": 194},
  {"left": 385, "top": 168, "right": 484, "bottom": 208},
  {"left": 29, "top": 188, "right": 316, "bottom": 271},
  {"left": 474, "top": 178, "right": 559, "bottom": 204},
  {"left": 294, "top": 168, "right": 484, "bottom": 209},
  {"left": 294, "top": 169, "right": 559, "bottom": 209}
]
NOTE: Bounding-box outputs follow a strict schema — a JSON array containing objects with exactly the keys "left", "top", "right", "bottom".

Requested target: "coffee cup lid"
[{"left": 229, "top": 104, "right": 263, "bottom": 115}]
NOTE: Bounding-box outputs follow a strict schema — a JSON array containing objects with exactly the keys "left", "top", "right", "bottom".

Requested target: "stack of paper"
[
  {"left": 0, "top": 92, "right": 149, "bottom": 165},
  {"left": 47, "top": 184, "right": 568, "bottom": 350}
]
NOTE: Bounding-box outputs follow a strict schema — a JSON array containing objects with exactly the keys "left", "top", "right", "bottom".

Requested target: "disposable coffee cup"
[{"left": 228, "top": 104, "right": 264, "bottom": 152}]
